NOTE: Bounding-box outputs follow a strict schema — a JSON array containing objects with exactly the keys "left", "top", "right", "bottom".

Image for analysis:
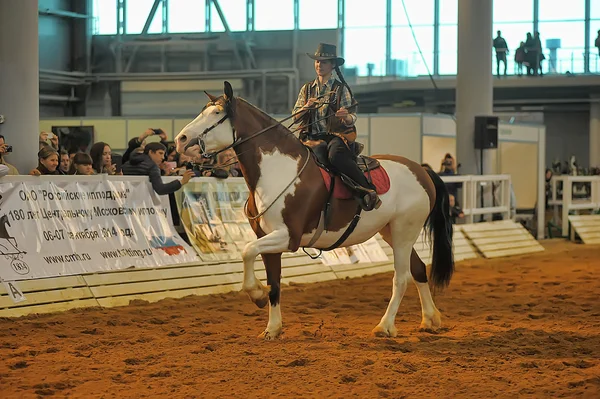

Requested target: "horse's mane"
[{"left": 235, "top": 97, "right": 303, "bottom": 146}]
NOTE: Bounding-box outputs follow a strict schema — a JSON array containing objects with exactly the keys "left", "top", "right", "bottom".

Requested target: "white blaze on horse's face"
[{"left": 174, "top": 104, "right": 233, "bottom": 157}]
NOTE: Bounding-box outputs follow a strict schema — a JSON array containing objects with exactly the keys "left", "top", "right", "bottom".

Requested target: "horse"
[{"left": 175, "top": 81, "right": 454, "bottom": 340}]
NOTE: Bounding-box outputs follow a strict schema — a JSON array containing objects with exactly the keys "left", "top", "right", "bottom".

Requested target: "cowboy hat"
[{"left": 307, "top": 43, "right": 345, "bottom": 66}]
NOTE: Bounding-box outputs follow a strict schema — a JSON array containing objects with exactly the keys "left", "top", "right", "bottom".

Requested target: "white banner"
[{"left": 0, "top": 176, "right": 197, "bottom": 281}]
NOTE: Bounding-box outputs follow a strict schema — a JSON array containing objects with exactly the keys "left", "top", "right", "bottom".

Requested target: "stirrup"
[{"left": 359, "top": 191, "right": 381, "bottom": 211}]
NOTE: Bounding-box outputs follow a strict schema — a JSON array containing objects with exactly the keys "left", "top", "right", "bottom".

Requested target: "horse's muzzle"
[{"left": 184, "top": 137, "right": 200, "bottom": 151}]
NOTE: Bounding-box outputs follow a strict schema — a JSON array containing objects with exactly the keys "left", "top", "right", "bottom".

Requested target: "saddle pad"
[{"left": 318, "top": 166, "right": 391, "bottom": 200}]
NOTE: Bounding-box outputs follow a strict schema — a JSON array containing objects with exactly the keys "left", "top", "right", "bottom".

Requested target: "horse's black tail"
[{"left": 424, "top": 168, "right": 455, "bottom": 289}]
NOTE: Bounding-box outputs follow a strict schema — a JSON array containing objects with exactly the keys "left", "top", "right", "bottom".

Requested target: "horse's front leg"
[
  {"left": 258, "top": 252, "right": 282, "bottom": 340},
  {"left": 241, "top": 229, "right": 288, "bottom": 309}
]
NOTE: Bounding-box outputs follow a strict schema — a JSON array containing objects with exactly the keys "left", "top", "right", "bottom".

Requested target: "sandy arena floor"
[{"left": 0, "top": 240, "right": 599, "bottom": 398}]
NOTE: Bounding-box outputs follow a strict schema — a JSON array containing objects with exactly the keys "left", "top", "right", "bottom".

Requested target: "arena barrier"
[
  {"left": 0, "top": 174, "right": 542, "bottom": 317},
  {"left": 548, "top": 175, "right": 600, "bottom": 238}
]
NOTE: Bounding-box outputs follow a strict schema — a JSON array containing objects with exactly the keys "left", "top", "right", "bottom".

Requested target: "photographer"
[
  {"left": 0, "top": 135, "right": 18, "bottom": 175},
  {"left": 122, "top": 128, "right": 170, "bottom": 164},
  {"left": 121, "top": 142, "right": 194, "bottom": 195},
  {"left": 438, "top": 153, "right": 460, "bottom": 201}
]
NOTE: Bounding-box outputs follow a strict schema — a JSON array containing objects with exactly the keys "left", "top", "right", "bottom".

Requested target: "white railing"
[
  {"left": 440, "top": 174, "right": 512, "bottom": 224},
  {"left": 548, "top": 175, "right": 600, "bottom": 237}
]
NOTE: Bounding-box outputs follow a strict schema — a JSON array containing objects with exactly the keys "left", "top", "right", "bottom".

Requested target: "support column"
[
  {"left": 590, "top": 102, "right": 600, "bottom": 168},
  {"left": 456, "top": 0, "right": 494, "bottom": 176},
  {"left": 0, "top": 0, "right": 39, "bottom": 175}
]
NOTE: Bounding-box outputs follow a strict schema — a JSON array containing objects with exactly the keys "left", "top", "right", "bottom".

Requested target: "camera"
[
  {"left": 5, "top": 145, "right": 12, "bottom": 153},
  {"left": 151, "top": 128, "right": 163, "bottom": 135}
]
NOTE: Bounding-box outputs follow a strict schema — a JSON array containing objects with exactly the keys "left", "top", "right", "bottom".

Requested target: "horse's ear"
[
  {"left": 223, "top": 81, "right": 234, "bottom": 101},
  {"left": 204, "top": 91, "right": 218, "bottom": 102}
]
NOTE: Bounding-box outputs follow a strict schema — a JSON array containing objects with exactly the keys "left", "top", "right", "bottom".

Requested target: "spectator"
[
  {"left": 198, "top": 155, "right": 229, "bottom": 178},
  {"left": 58, "top": 150, "right": 70, "bottom": 175},
  {"left": 123, "top": 128, "right": 169, "bottom": 164},
  {"left": 69, "top": 152, "right": 94, "bottom": 175},
  {"left": 0, "top": 135, "right": 19, "bottom": 175},
  {"left": 525, "top": 32, "right": 536, "bottom": 76},
  {"left": 595, "top": 30, "right": 600, "bottom": 58},
  {"left": 515, "top": 41, "right": 526, "bottom": 76},
  {"left": 438, "top": 153, "right": 460, "bottom": 201},
  {"left": 493, "top": 30, "right": 509, "bottom": 77},
  {"left": 40, "top": 131, "right": 59, "bottom": 150},
  {"left": 448, "top": 194, "right": 464, "bottom": 224},
  {"left": 534, "top": 32, "right": 545, "bottom": 76},
  {"left": 121, "top": 142, "right": 194, "bottom": 195},
  {"left": 216, "top": 148, "right": 242, "bottom": 177},
  {"left": 90, "top": 142, "right": 118, "bottom": 175},
  {"left": 30, "top": 146, "right": 60, "bottom": 176}
]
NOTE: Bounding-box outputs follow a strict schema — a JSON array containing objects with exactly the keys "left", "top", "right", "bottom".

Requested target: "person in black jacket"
[
  {"left": 121, "top": 142, "right": 194, "bottom": 195},
  {"left": 122, "top": 128, "right": 170, "bottom": 164}
]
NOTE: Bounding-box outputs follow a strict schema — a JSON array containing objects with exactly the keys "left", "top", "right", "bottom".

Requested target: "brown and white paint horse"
[{"left": 175, "top": 82, "right": 454, "bottom": 340}]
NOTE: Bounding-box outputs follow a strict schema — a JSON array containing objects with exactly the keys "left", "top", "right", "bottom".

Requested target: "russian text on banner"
[{"left": 0, "top": 176, "right": 197, "bottom": 281}]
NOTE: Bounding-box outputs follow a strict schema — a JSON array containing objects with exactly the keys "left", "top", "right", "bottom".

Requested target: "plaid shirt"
[{"left": 292, "top": 76, "right": 357, "bottom": 134}]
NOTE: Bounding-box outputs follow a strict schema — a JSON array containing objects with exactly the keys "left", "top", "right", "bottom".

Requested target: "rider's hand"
[
  {"left": 180, "top": 169, "right": 195, "bottom": 185},
  {"left": 304, "top": 97, "right": 318, "bottom": 109},
  {"left": 336, "top": 107, "right": 351, "bottom": 124}
]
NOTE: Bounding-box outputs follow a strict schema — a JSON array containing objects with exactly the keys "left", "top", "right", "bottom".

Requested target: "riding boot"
[{"left": 328, "top": 137, "right": 381, "bottom": 210}]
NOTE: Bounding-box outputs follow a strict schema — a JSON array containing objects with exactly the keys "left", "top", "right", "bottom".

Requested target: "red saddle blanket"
[{"left": 318, "top": 166, "right": 391, "bottom": 200}]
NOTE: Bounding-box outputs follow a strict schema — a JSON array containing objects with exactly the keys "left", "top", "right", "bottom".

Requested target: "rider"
[{"left": 292, "top": 43, "right": 379, "bottom": 211}]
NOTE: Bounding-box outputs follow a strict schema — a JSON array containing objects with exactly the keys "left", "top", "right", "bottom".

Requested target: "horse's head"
[{"left": 175, "top": 81, "right": 236, "bottom": 158}]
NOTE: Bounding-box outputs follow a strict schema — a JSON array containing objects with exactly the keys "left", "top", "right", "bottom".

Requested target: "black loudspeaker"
[{"left": 474, "top": 116, "right": 498, "bottom": 149}]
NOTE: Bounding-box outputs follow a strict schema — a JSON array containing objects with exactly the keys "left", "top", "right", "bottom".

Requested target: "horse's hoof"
[
  {"left": 258, "top": 328, "right": 282, "bottom": 340},
  {"left": 254, "top": 296, "right": 269, "bottom": 309},
  {"left": 371, "top": 324, "right": 397, "bottom": 338},
  {"left": 420, "top": 309, "right": 442, "bottom": 331},
  {"left": 244, "top": 283, "right": 270, "bottom": 308}
]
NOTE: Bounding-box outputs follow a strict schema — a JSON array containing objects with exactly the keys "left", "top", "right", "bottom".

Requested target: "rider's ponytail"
[{"left": 335, "top": 65, "right": 358, "bottom": 113}]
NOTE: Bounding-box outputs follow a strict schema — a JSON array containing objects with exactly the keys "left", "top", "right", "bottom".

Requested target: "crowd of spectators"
[
  {"left": 493, "top": 30, "right": 546, "bottom": 77},
  {"left": 0, "top": 127, "right": 242, "bottom": 196}
]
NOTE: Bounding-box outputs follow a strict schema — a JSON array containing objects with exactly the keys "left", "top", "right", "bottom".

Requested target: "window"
[
  {"left": 537, "top": 21, "right": 585, "bottom": 73},
  {"left": 211, "top": 0, "right": 247, "bottom": 32},
  {"left": 299, "top": 0, "right": 338, "bottom": 29},
  {"left": 126, "top": 0, "right": 164, "bottom": 34},
  {"left": 391, "top": 0, "right": 434, "bottom": 26},
  {"left": 438, "top": 25, "right": 457, "bottom": 75},
  {"left": 345, "top": 0, "right": 386, "bottom": 28},
  {"left": 538, "top": 0, "right": 585, "bottom": 21},
  {"left": 92, "top": 0, "right": 117, "bottom": 35},
  {"left": 590, "top": 21, "right": 600, "bottom": 73},
  {"left": 391, "top": 26, "right": 434, "bottom": 77},
  {"left": 344, "top": 28, "right": 386, "bottom": 76},
  {"left": 438, "top": 0, "right": 457, "bottom": 25},
  {"left": 593, "top": 2, "right": 600, "bottom": 19},
  {"left": 493, "top": 22, "right": 533, "bottom": 75},
  {"left": 255, "top": 0, "right": 294, "bottom": 30},
  {"left": 494, "top": 0, "right": 533, "bottom": 23},
  {"left": 168, "top": 0, "right": 206, "bottom": 33}
]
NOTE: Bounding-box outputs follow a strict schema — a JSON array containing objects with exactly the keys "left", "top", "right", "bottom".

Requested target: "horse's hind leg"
[
  {"left": 372, "top": 224, "right": 412, "bottom": 338},
  {"left": 410, "top": 249, "right": 442, "bottom": 330}
]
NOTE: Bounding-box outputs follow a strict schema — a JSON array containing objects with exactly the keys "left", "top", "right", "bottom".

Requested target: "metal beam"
[
  {"left": 211, "top": 0, "right": 245, "bottom": 69},
  {"left": 433, "top": 0, "right": 440, "bottom": 76},
  {"left": 385, "top": 0, "right": 391, "bottom": 75},
  {"left": 124, "top": 0, "right": 162, "bottom": 72},
  {"left": 38, "top": 8, "right": 89, "bottom": 19},
  {"left": 585, "top": 0, "right": 591, "bottom": 73}
]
